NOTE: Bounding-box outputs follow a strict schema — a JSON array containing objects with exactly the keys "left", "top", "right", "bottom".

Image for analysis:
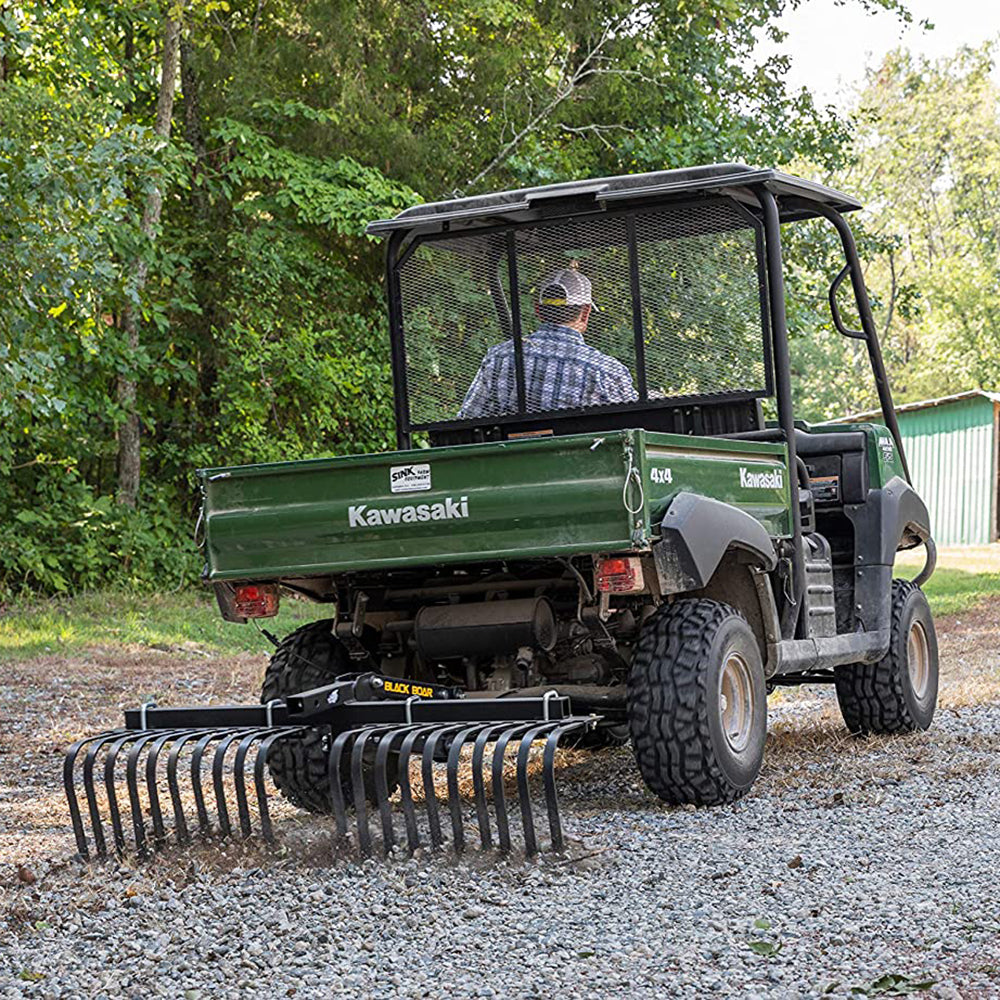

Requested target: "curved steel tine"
[
  {"left": 125, "top": 730, "right": 176, "bottom": 858},
  {"left": 191, "top": 730, "right": 225, "bottom": 836},
  {"left": 234, "top": 729, "right": 271, "bottom": 839},
  {"left": 145, "top": 730, "right": 185, "bottom": 847},
  {"left": 543, "top": 720, "right": 589, "bottom": 853},
  {"left": 397, "top": 725, "right": 441, "bottom": 853},
  {"left": 471, "top": 724, "right": 510, "bottom": 852},
  {"left": 328, "top": 728, "right": 357, "bottom": 844},
  {"left": 374, "top": 725, "right": 419, "bottom": 857},
  {"left": 252, "top": 728, "right": 304, "bottom": 846},
  {"left": 421, "top": 725, "right": 465, "bottom": 851},
  {"left": 491, "top": 723, "right": 536, "bottom": 854},
  {"left": 446, "top": 725, "right": 491, "bottom": 854},
  {"left": 351, "top": 726, "right": 398, "bottom": 856},
  {"left": 82, "top": 732, "right": 127, "bottom": 859},
  {"left": 516, "top": 723, "right": 561, "bottom": 858},
  {"left": 212, "top": 729, "right": 255, "bottom": 841},
  {"left": 63, "top": 731, "right": 119, "bottom": 859},
  {"left": 104, "top": 731, "right": 145, "bottom": 857},
  {"left": 167, "top": 731, "right": 210, "bottom": 845}
]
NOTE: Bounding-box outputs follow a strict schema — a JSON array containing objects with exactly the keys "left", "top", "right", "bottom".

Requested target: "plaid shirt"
[{"left": 458, "top": 323, "right": 637, "bottom": 419}]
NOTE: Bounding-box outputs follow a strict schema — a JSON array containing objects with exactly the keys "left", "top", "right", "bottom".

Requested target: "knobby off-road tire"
[
  {"left": 261, "top": 620, "right": 395, "bottom": 814},
  {"left": 628, "top": 599, "right": 767, "bottom": 806},
  {"left": 835, "top": 580, "right": 938, "bottom": 735}
]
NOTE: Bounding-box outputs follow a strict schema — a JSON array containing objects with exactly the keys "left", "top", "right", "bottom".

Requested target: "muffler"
[{"left": 413, "top": 597, "right": 556, "bottom": 660}]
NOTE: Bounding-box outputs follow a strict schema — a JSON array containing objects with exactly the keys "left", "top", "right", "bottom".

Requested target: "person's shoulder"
[
  {"left": 583, "top": 344, "right": 630, "bottom": 377},
  {"left": 482, "top": 339, "right": 515, "bottom": 362}
]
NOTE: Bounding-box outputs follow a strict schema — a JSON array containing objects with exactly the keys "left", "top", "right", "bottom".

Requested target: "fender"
[{"left": 652, "top": 492, "right": 778, "bottom": 595}]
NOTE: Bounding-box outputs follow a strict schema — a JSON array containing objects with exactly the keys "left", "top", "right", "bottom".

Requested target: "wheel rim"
[
  {"left": 719, "top": 651, "right": 754, "bottom": 753},
  {"left": 907, "top": 619, "right": 931, "bottom": 699}
]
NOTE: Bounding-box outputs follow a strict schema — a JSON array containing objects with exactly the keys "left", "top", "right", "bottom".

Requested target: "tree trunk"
[{"left": 116, "top": 11, "right": 183, "bottom": 507}]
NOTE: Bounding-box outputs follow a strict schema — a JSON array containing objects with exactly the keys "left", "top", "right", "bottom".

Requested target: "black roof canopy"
[{"left": 366, "top": 163, "right": 862, "bottom": 237}]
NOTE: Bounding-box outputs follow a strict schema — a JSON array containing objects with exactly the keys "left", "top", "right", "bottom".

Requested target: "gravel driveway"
[{"left": 2, "top": 601, "right": 998, "bottom": 999}]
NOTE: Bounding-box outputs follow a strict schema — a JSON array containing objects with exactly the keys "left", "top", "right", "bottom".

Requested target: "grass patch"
[
  {"left": 895, "top": 544, "right": 1000, "bottom": 616},
  {"left": 0, "top": 590, "right": 320, "bottom": 662}
]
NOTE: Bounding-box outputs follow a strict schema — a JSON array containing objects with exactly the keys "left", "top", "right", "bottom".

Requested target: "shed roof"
[
  {"left": 366, "top": 163, "right": 862, "bottom": 236},
  {"left": 841, "top": 390, "right": 1000, "bottom": 422}
]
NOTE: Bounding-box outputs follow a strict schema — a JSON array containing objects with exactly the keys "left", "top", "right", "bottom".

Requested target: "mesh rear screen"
[{"left": 397, "top": 197, "right": 768, "bottom": 426}]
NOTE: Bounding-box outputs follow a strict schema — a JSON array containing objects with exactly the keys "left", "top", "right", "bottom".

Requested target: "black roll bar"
[
  {"left": 757, "top": 188, "right": 805, "bottom": 639},
  {"left": 785, "top": 197, "right": 911, "bottom": 483},
  {"left": 385, "top": 229, "right": 412, "bottom": 450}
]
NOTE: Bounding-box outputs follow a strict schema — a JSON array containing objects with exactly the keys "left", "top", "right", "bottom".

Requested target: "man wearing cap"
[{"left": 458, "top": 268, "right": 637, "bottom": 418}]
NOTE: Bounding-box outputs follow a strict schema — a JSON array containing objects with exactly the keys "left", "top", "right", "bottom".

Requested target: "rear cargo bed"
[{"left": 200, "top": 430, "right": 789, "bottom": 582}]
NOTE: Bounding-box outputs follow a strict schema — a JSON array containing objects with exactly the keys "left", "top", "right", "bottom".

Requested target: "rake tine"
[
  {"left": 167, "top": 730, "right": 209, "bottom": 846},
  {"left": 471, "top": 724, "right": 508, "bottom": 851},
  {"left": 543, "top": 720, "right": 589, "bottom": 853},
  {"left": 351, "top": 726, "right": 394, "bottom": 856},
  {"left": 421, "top": 725, "right": 465, "bottom": 850},
  {"left": 446, "top": 724, "right": 491, "bottom": 854},
  {"left": 397, "top": 724, "right": 440, "bottom": 853},
  {"left": 63, "top": 732, "right": 119, "bottom": 859},
  {"left": 191, "top": 731, "right": 224, "bottom": 836},
  {"left": 104, "top": 731, "right": 144, "bottom": 857},
  {"left": 83, "top": 732, "right": 125, "bottom": 859},
  {"left": 212, "top": 729, "right": 256, "bottom": 841},
  {"left": 125, "top": 730, "right": 177, "bottom": 858},
  {"left": 491, "top": 723, "right": 535, "bottom": 854},
  {"left": 253, "top": 728, "right": 304, "bottom": 846},
  {"left": 374, "top": 726, "right": 419, "bottom": 857},
  {"left": 145, "top": 731, "right": 184, "bottom": 847},
  {"left": 328, "top": 728, "right": 357, "bottom": 844},
  {"left": 516, "top": 723, "right": 561, "bottom": 858},
  {"left": 234, "top": 729, "right": 272, "bottom": 839}
]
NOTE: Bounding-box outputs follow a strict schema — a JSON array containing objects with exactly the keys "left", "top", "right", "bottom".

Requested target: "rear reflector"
[
  {"left": 595, "top": 556, "right": 645, "bottom": 594},
  {"left": 234, "top": 583, "right": 280, "bottom": 618}
]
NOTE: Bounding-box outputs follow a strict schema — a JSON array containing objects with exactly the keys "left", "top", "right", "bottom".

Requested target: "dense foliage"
[{"left": 1, "top": 0, "right": 942, "bottom": 595}]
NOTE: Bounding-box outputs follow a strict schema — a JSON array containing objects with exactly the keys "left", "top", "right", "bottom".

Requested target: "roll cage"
[{"left": 367, "top": 163, "right": 909, "bottom": 484}]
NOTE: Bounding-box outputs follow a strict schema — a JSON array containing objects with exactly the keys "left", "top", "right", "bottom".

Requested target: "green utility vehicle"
[{"left": 201, "top": 163, "right": 939, "bottom": 811}]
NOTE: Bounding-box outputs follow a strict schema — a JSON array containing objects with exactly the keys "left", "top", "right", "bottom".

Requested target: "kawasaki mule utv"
[{"left": 65, "top": 164, "right": 938, "bottom": 859}]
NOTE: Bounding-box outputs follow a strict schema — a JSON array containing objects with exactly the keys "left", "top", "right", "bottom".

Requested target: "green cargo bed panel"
[{"left": 200, "top": 429, "right": 790, "bottom": 582}]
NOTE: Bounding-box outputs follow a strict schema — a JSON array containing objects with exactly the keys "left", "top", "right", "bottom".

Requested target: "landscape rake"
[{"left": 62, "top": 674, "right": 597, "bottom": 862}]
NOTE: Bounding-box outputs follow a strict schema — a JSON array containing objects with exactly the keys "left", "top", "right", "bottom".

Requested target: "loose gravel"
[{"left": 2, "top": 603, "right": 999, "bottom": 999}]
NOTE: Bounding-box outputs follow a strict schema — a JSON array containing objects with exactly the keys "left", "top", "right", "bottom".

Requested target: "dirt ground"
[{"left": 0, "top": 594, "right": 997, "bottom": 882}]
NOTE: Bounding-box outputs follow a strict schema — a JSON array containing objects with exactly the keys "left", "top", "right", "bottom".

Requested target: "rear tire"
[
  {"left": 835, "top": 580, "right": 938, "bottom": 735},
  {"left": 261, "top": 620, "right": 395, "bottom": 814},
  {"left": 628, "top": 599, "right": 767, "bottom": 805}
]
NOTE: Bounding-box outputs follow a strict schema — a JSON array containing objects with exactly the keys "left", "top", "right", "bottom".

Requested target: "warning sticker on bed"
[{"left": 389, "top": 463, "right": 432, "bottom": 493}]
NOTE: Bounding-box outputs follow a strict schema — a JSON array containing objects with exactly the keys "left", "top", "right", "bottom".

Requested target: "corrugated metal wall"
[{"left": 898, "top": 396, "right": 997, "bottom": 545}]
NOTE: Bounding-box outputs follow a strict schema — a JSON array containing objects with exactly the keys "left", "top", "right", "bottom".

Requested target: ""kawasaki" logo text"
[
  {"left": 739, "top": 467, "right": 784, "bottom": 490},
  {"left": 348, "top": 496, "right": 469, "bottom": 528}
]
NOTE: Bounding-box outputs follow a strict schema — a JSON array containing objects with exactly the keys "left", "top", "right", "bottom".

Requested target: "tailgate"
[{"left": 200, "top": 432, "right": 639, "bottom": 581}]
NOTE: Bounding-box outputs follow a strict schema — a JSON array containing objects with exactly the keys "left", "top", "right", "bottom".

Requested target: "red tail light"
[
  {"left": 234, "top": 583, "right": 280, "bottom": 618},
  {"left": 595, "top": 556, "right": 645, "bottom": 594}
]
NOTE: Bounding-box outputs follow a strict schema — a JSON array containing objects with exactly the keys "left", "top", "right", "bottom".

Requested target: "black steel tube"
[
  {"left": 758, "top": 188, "right": 805, "bottom": 640},
  {"left": 506, "top": 231, "right": 527, "bottom": 413},
  {"left": 625, "top": 216, "right": 648, "bottom": 401},
  {"left": 385, "top": 230, "right": 412, "bottom": 450},
  {"left": 787, "top": 198, "right": 911, "bottom": 482}
]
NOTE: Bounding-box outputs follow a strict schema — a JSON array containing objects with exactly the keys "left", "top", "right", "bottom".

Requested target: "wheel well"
[{"left": 686, "top": 551, "right": 772, "bottom": 666}]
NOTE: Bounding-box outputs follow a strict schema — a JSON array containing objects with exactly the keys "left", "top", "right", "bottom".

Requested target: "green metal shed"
[{"left": 844, "top": 390, "right": 1000, "bottom": 546}]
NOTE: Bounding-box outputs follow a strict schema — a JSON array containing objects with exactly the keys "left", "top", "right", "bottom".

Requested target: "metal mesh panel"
[
  {"left": 399, "top": 233, "right": 513, "bottom": 425},
  {"left": 512, "top": 216, "right": 636, "bottom": 413},
  {"left": 396, "top": 197, "right": 768, "bottom": 427},
  {"left": 635, "top": 202, "right": 767, "bottom": 400}
]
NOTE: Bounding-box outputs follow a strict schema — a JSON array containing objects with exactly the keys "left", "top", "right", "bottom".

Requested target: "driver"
[{"left": 459, "top": 267, "right": 637, "bottom": 418}]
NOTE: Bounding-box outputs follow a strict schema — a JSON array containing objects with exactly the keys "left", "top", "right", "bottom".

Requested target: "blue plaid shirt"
[{"left": 458, "top": 323, "right": 637, "bottom": 418}]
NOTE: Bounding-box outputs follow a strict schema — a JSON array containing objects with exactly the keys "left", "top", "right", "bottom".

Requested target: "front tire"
[
  {"left": 835, "top": 580, "right": 938, "bottom": 735},
  {"left": 628, "top": 599, "right": 767, "bottom": 805}
]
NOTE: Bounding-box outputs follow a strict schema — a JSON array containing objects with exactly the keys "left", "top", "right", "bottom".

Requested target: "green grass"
[
  {"left": 895, "top": 545, "right": 1000, "bottom": 616},
  {"left": 0, "top": 590, "right": 321, "bottom": 662}
]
